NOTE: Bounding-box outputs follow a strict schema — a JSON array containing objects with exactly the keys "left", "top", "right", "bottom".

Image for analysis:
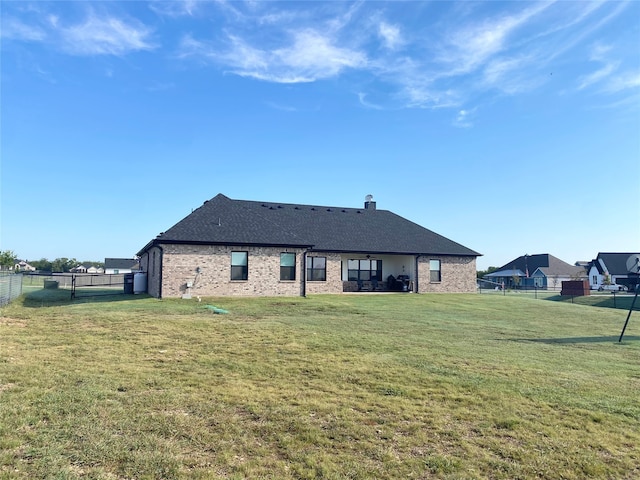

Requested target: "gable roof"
[
  {"left": 589, "top": 259, "right": 606, "bottom": 275},
  {"left": 484, "top": 268, "right": 525, "bottom": 278},
  {"left": 493, "top": 254, "right": 585, "bottom": 278},
  {"left": 139, "top": 193, "right": 480, "bottom": 257},
  {"left": 593, "top": 252, "right": 638, "bottom": 276}
]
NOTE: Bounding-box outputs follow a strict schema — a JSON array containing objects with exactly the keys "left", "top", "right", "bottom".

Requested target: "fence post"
[{"left": 613, "top": 291, "right": 616, "bottom": 309}]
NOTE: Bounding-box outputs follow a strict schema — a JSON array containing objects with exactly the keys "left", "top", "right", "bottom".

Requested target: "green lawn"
[{"left": 1, "top": 290, "right": 639, "bottom": 479}]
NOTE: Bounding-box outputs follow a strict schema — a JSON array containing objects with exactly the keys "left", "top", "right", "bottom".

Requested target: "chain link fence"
[
  {"left": 0, "top": 273, "right": 23, "bottom": 306},
  {"left": 21, "top": 273, "right": 127, "bottom": 300}
]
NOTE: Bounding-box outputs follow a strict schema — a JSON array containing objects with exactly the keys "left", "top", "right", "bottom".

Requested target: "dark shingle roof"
[
  {"left": 495, "top": 254, "right": 586, "bottom": 277},
  {"left": 595, "top": 252, "right": 638, "bottom": 275},
  {"left": 140, "top": 194, "right": 479, "bottom": 256},
  {"left": 105, "top": 258, "right": 139, "bottom": 269}
]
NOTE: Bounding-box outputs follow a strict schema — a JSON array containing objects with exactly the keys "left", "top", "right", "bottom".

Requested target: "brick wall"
[
  {"left": 140, "top": 244, "right": 477, "bottom": 297},
  {"left": 150, "top": 244, "right": 308, "bottom": 298},
  {"left": 417, "top": 256, "right": 477, "bottom": 293},
  {"left": 304, "top": 253, "right": 344, "bottom": 295},
  {"left": 139, "top": 246, "right": 162, "bottom": 298}
]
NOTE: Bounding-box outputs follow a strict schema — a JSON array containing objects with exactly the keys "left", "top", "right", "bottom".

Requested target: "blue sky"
[{"left": 1, "top": 1, "right": 639, "bottom": 270}]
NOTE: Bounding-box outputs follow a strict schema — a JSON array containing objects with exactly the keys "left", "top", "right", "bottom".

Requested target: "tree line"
[
  {"left": 0, "top": 250, "right": 103, "bottom": 273},
  {"left": 476, "top": 266, "right": 499, "bottom": 279}
]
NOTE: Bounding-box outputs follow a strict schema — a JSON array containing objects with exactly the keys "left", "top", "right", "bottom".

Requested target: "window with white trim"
[
  {"left": 430, "top": 259, "right": 441, "bottom": 282},
  {"left": 280, "top": 253, "right": 296, "bottom": 281},
  {"left": 231, "top": 251, "right": 248, "bottom": 281}
]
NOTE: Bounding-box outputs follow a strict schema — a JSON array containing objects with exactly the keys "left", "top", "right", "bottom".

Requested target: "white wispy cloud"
[
  {"left": 58, "top": 15, "right": 156, "bottom": 56},
  {"left": 2, "top": 2, "right": 157, "bottom": 57},
  {"left": 482, "top": 56, "right": 526, "bottom": 86},
  {"left": 148, "top": 0, "right": 201, "bottom": 17},
  {"left": 264, "top": 101, "right": 298, "bottom": 112},
  {"left": 578, "top": 62, "right": 618, "bottom": 91},
  {"left": 183, "top": 28, "right": 367, "bottom": 83},
  {"left": 357, "top": 92, "right": 384, "bottom": 110},
  {"left": 149, "top": 0, "right": 250, "bottom": 19},
  {"left": 576, "top": 42, "right": 639, "bottom": 93},
  {"left": 5, "top": 0, "right": 636, "bottom": 120},
  {"left": 378, "top": 2, "right": 556, "bottom": 108},
  {"left": 1, "top": 16, "right": 47, "bottom": 41},
  {"left": 378, "top": 21, "right": 403, "bottom": 50},
  {"left": 402, "top": 82, "right": 462, "bottom": 110},
  {"left": 541, "top": 1, "right": 629, "bottom": 63},
  {"left": 326, "top": 1, "right": 365, "bottom": 33},
  {"left": 437, "top": 2, "right": 552, "bottom": 77},
  {"left": 268, "top": 29, "right": 367, "bottom": 81},
  {"left": 256, "top": 10, "right": 307, "bottom": 26},
  {"left": 453, "top": 108, "right": 477, "bottom": 128},
  {"left": 603, "top": 71, "right": 640, "bottom": 93},
  {"left": 482, "top": 55, "right": 545, "bottom": 94}
]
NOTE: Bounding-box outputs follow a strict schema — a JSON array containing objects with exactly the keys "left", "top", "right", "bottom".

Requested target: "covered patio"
[{"left": 340, "top": 254, "right": 415, "bottom": 293}]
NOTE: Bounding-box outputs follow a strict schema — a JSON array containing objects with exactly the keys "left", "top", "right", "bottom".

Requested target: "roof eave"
[
  {"left": 139, "top": 239, "right": 314, "bottom": 254},
  {"left": 309, "top": 248, "right": 480, "bottom": 257}
]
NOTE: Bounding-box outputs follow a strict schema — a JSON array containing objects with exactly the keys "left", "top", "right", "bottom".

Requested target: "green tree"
[
  {"left": 0, "top": 250, "right": 17, "bottom": 270},
  {"left": 477, "top": 266, "right": 498, "bottom": 279},
  {"left": 51, "top": 258, "right": 77, "bottom": 273},
  {"left": 30, "top": 258, "right": 53, "bottom": 272}
]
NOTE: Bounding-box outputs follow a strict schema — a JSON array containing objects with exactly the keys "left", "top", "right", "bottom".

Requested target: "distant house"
[
  {"left": 104, "top": 258, "right": 139, "bottom": 275},
  {"left": 14, "top": 260, "right": 36, "bottom": 272},
  {"left": 483, "top": 254, "right": 586, "bottom": 290},
  {"left": 71, "top": 264, "right": 104, "bottom": 274},
  {"left": 587, "top": 253, "right": 637, "bottom": 291},
  {"left": 136, "top": 193, "right": 481, "bottom": 298}
]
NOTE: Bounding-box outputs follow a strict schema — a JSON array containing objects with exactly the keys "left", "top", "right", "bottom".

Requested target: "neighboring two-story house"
[{"left": 588, "top": 252, "right": 638, "bottom": 291}]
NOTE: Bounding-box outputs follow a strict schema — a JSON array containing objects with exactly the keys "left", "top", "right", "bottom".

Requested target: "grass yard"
[{"left": 1, "top": 290, "right": 639, "bottom": 479}]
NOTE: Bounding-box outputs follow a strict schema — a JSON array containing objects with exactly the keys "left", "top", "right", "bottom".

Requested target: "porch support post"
[{"left": 301, "top": 251, "right": 307, "bottom": 297}]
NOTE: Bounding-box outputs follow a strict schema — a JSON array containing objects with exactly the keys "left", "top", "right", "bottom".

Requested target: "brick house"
[{"left": 137, "top": 194, "right": 480, "bottom": 298}]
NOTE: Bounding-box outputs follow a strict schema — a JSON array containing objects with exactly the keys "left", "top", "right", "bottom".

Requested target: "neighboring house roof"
[
  {"left": 15, "top": 260, "right": 36, "bottom": 271},
  {"left": 592, "top": 252, "right": 637, "bottom": 276},
  {"left": 589, "top": 259, "right": 606, "bottom": 275},
  {"left": 104, "top": 258, "right": 139, "bottom": 270},
  {"left": 138, "top": 193, "right": 480, "bottom": 257},
  {"left": 488, "top": 254, "right": 585, "bottom": 278},
  {"left": 484, "top": 269, "right": 525, "bottom": 278}
]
